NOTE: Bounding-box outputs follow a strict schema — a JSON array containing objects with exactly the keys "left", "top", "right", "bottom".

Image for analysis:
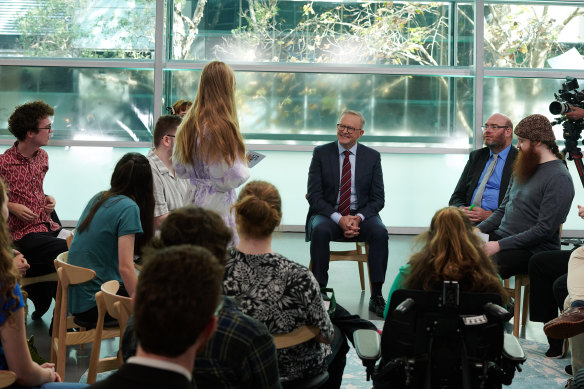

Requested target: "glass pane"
[
  {"left": 483, "top": 3, "right": 584, "bottom": 69},
  {"left": 0, "top": 0, "right": 155, "bottom": 59},
  {"left": 172, "top": 1, "right": 453, "bottom": 66},
  {"left": 0, "top": 66, "right": 154, "bottom": 142},
  {"left": 166, "top": 69, "right": 474, "bottom": 148},
  {"left": 483, "top": 76, "right": 576, "bottom": 142}
]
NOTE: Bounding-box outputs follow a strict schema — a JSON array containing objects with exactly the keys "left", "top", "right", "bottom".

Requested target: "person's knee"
[
  {"left": 311, "top": 222, "right": 334, "bottom": 242},
  {"left": 528, "top": 252, "right": 547, "bottom": 275}
]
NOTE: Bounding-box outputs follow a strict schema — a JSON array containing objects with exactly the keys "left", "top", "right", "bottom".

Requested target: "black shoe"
[
  {"left": 369, "top": 295, "right": 386, "bottom": 317},
  {"left": 30, "top": 297, "right": 52, "bottom": 320},
  {"left": 546, "top": 337, "right": 568, "bottom": 359},
  {"left": 566, "top": 364, "right": 573, "bottom": 376}
]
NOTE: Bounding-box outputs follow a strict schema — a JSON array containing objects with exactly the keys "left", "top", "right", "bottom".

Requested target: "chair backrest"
[
  {"left": 100, "top": 280, "right": 133, "bottom": 335},
  {"left": 0, "top": 371, "right": 16, "bottom": 388},
  {"left": 273, "top": 325, "right": 320, "bottom": 349},
  {"left": 380, "top": 287, "right": 505, "bottom": 388}
]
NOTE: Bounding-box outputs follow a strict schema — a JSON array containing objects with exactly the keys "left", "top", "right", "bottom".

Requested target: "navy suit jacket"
[
  {"left": 449, "top": 146, "right": 518, "bottom": 208},
  {"left": 305, "top": 141, "right": 384, "bottom": 240},
  {"left": 88, "top": 363, "right": 192, "bottom": 389}
]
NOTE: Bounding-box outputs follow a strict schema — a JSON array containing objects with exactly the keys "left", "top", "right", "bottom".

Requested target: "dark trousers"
[
  {"left": 15, "top": 229, "right": 68, "bottom": 311},
  {"left": 323, "top": 324, "right": 349, "bottom": 389},
  {"left": 528, "top": 249, "right": 571, "bottom": 323},
  {"left": 15, "top": 229, "right": 68, "bottom": 277},
  {"left": 489, "top": 233, "right": 534, "bottom": 279},
  {"left": 308, "top": 214, "right": 388, "bottom": 287}
]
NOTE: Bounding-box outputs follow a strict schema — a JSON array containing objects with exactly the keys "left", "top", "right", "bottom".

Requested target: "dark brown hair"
[
  {"left": 153, "top": 115, "right": 182, "bottom": 148},
  {"left": 405, "top": 207, "right": 508, "bottom": 303},
  {"left": 8, "top": 101, "right": 55, "bottom": 141},
  {"left": 233, "top": 180, "right": 282, "bottom": 239},
  {"left": 134, "top": 245, "right": 223, "bottom": 357},
  {"left": 154, "top": 206, "right": 232, "bottom": 265},
  {"left": 78, "top": 153, "right": 154, "bottom": 255}
]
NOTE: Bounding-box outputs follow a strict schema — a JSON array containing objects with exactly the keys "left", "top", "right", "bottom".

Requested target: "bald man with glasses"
[{"left": 449, "top": 113, "right": 518, "bottom": 223}]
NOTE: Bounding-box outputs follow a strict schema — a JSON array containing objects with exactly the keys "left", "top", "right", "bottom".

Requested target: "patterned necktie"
[
  {"left": 471, "top": 153, "right": 498, "bottom": 207},
  {"left": 338, "top": 150, "right": 352, "bottom": 216}
]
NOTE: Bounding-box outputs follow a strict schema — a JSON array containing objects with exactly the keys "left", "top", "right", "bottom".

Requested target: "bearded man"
[{"left": 477, "top": 114, "right": 575, "bottom": 279}]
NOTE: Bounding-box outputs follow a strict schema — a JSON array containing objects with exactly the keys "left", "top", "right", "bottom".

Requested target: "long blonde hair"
[
  {"left": 0, "top": 179, "right": 21, "bottom": 322},
  {"left": 174, "top": 61, "right": 246, "bottom": 166},
  {"left": 405, "top": 207, "right": 508, "bottom": 303}
]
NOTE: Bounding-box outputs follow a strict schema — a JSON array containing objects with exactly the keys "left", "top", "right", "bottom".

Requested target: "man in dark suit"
[
  {"left": 89, "top": 245, "right": 222, "bottom": 389},
  {"left": 306, "top": 110, "right": 388, "bottom": 317},
  {"left": 449, "top": 113, "right": 518, "bottom": 223}
]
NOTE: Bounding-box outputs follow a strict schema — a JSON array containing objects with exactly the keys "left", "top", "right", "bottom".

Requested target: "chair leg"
[
  {"left": 357, "top": 262, "right": 365, "bottom": 291},
  {"left": 522, "top": 283, "right": 530, "bottom": 326},
  {"left": 513, "top": 278, "right": 522, "bottom": 337}
]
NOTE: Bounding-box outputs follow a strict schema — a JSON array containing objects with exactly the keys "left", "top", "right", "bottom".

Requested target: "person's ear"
[{"left": 193, "top": 315, "right": 218, "bottom": 352}]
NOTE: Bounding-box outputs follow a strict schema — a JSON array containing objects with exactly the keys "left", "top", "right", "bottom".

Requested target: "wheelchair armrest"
[
  {"left": 353, "top": 329, "right": 381, "bottom": 361},
  {"left": 502, "top": 333, "right": 526, "bottom": 362},
  {"left": 483, "top": 302, "right": 513, "bottom": 322}
]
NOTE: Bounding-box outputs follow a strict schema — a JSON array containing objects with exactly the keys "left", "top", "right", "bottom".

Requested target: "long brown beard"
[{"left": 513, "top": 146, "right": 540, "bottom": 183}]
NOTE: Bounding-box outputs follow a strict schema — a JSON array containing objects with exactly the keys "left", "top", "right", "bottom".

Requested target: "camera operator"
[{"left": 566, "top": 106, "right": 584, "bottom": 121}]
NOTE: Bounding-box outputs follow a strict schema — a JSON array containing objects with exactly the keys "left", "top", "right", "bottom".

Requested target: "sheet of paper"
[
  {"left": 248, "top": 151, "right": 266, "bottom": 168},
  {"left": 474, "top": 229, "right": 489, "bottom": 243}
]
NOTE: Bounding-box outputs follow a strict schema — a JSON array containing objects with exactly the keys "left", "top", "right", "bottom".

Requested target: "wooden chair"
[
  {"left": 50, "top": 252, "right": 119, "bottom": 379},
  {"left": 504, "top": 275, "right": 530, "bottom": 337},
  {"left": 273, "top": 325, "right": 329, "bottom": 389},
  {"left": 87, "top": 280, "right": 133, "bottom": 384},
  {"left": 309, "top": 238, "right": 370, "bottom": 292},
  {"left": 0, "top": 371, "right": 16, "bottom": 388}
]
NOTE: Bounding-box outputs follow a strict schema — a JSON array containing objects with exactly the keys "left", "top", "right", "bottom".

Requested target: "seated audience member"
[
  {"left": 68, "top": 153, "right": 154, "bottom": 324},
  {"left": 533, "top": 105, "right": 584, "bottom": 359},
  {"left": 544, "top": 246, "right": 584, "bottom": 387},
  {"left": 122, "top": 206, "right": 281, "bottom": 389},
  {"left": 384, "top": 207, "right": 508, "bottom": 318},
  {"left": 449, "top": 113, "right": 517, "bottom": 224},
  {"left": 171, "top": 99, "right": 192, "bottom": 117},
  {"left": 477, "top": 114, "right": 574, "bottom": 278},
  {"left": 529, "top": 247, "right": 571, "bottom": 358},
  {"left": 147, "top": 115, "right": 188, "bottom": 229},
  {"left": 306, "top": 110, "right": 388, "bottom": 317},
  {"left": 224, "top": 180, "right": 347, "bottom": 388},
  {"left": 0, "top": 101, "right": 68, "bottom": 319},
  {"left": 0, "top": 177, "right": 86, "bottom": 388},
  {"left": 89, "top": 245, "right": 223, "bottom": 389}
]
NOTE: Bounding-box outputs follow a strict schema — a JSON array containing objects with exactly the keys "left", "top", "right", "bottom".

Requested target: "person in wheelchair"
[
  {"left": 354, "top": 207, "right": 525, "bottom": 389},
  {"left": 383, "top": 206, "right": 508, "bottom": 318}
]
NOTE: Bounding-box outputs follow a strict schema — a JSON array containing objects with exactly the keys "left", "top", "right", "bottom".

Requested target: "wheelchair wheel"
[{"left": 574, "top": 368, "right": 584, "bottom": 389}]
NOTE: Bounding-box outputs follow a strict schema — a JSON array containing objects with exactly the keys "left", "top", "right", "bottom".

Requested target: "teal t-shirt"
[{"left": 68, "top": 194, "right": 142, "bottom": 314}]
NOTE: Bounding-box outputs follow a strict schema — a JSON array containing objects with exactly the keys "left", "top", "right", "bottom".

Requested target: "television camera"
[{"left": 549, "top": 76, "right": 584, "bottom": 187}]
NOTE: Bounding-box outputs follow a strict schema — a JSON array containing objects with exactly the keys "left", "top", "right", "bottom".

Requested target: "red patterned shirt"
[{"left": 0, "top": 143, "right": 60, "bottom": 241}]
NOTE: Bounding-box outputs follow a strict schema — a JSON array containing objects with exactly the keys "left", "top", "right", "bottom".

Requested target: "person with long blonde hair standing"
[{"left": 173, "top": 61, "right": 249, "bottom": 244}]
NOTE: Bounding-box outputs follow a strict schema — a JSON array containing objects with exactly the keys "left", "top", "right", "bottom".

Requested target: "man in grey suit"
[
  {"left": 306, "top": 110, "right": 388, "bottom": 317},
  {"left": 449, "top": 113, "right": 518, "bottom": 223}
]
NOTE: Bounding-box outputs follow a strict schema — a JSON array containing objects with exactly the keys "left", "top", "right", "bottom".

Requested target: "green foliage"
[{"left": 17, "top": 0, "right": 91, "bottom": 57}]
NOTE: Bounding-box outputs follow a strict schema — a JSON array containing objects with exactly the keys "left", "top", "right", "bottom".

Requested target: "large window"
[{"left": 1, "top": 1, "right": 584, "bottom": 149}]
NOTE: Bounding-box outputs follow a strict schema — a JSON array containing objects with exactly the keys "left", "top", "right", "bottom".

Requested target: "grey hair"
[{"left": 338, "top": 110, "right": 365, "bottom": 129}]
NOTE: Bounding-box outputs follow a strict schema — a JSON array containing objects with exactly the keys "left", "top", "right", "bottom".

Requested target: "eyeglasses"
[
  {"left": 38, "top": 126, "right": 53, "bottom": 132},
  {"left": 165, "top": 134, "right": 175, "bottom": 138},
  {"left": 337, "top": 124, "right": 361, "bottom": 134},
  {"left": 481, "top": 124, "right": 508, "bottom": 131}
]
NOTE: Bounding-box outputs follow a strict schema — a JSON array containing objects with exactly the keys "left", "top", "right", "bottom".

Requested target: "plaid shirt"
[
  {"left": 194, "top": 296, "right": 281, "bottom": 389},
  {"left": 0, "top": 143, "right": 60, "bottom": 241}
]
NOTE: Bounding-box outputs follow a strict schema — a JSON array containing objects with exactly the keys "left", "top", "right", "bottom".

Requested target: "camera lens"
[{"left": 549, "top": 101, "right": 570, "bottom": 115}]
